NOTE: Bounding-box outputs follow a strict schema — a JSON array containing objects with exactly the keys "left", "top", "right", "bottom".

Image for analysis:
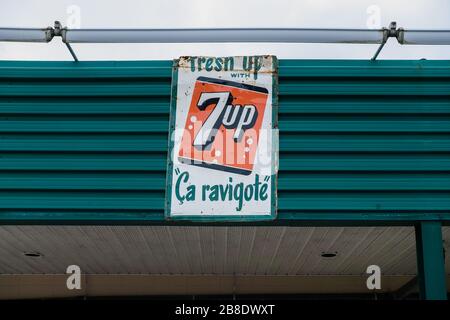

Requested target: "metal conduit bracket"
[
  {"left": 44, "top": 26, "right": 54, "bottom": 42},
  {"left": 397, "top": 27, "right": 405, "bottom": 44},
  {"left": 53, "top": 21, "right": 78, "bottom": 62},
  {"left": 371, "top": 21, "right": 400, "bottom": 60}
]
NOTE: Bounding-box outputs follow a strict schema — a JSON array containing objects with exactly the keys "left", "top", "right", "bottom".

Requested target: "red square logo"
[{"left": 178, "top": 76, "right": 269, "bottom": 175}]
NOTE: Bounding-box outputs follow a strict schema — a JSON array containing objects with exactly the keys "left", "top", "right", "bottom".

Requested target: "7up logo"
[
  {"left": 193, "top": 92, "right": 258, "bottom": 148},
  {"left": 178, "top": 76, "right": 269, "bottom": 175}
]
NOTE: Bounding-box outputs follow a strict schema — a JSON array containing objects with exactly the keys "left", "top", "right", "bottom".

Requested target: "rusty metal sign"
[{"left": 166, "top": 56, "right": 278, "bottom": 221}]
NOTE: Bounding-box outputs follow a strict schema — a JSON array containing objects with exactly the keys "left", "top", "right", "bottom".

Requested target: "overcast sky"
[{"left": 1, "top": 0, "right": 449, "bottom": 61}]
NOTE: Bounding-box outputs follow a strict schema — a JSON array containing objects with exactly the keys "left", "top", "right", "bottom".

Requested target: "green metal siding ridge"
[{"left": 0, "top": 59, "right": 450, "bottom": 225}]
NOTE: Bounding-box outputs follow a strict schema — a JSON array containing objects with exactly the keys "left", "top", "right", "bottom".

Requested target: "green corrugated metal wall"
[{"left": 0, "top": 59, "right": 450, "bottom": 224}]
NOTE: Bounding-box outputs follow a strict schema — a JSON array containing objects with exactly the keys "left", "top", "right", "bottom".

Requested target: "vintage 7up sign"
[{"left": 166, "top": 56, "right": 278, "bottom": 221}]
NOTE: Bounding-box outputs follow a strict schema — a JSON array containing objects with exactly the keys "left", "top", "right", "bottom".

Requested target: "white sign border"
[{"left": 165, "top": 56, "right": 278, "bottom": 222}]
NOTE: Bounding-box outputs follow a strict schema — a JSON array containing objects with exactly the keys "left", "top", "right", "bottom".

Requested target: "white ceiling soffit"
[{"left": 2, "top": 226, "right": 444, "bottom": 276}]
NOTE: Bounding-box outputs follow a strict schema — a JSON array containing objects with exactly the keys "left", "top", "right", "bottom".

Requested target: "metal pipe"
[
  {"left": 0, "top": 27, "right": 53, "bottom": 42},
  {"left": 399, "top": 30, "right": 450, "bottom": 45},
  {"left": 62, "top": 28, "right": 385, "bottom": 44},
  {"left": 1, "top": 24, "right": 450, "bottom": 46}
]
